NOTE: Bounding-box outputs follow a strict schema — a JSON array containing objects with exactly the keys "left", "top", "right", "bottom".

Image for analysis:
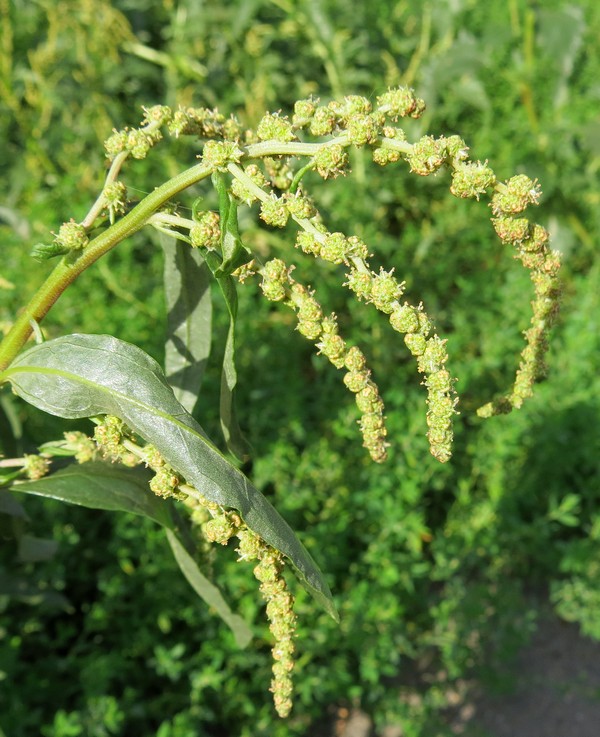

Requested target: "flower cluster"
[
  {"left": 257, "top": 258, "right": 388, "bottom": 462},
  {"left": 236, "top": 529, "right": 297, "bottom": 718},
  {"left": 167, "top": 106, "right": 241, "bottom": 141},
  {"left": 104, "top": 125, "right": 163, "bottom": 160},
  {"left": 345, "top": 267, "right": 456, "bottom": 462},
  {"left": 54, "top": 219, "right": 89, "bottom": 252},
  {"left": 478, "top": 181, "right": 561, "bottom": 417}
]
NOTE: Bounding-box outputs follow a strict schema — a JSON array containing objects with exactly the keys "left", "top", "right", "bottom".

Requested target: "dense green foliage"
[{"left": 1, "top": 1, "right": 599, "bottom": 736}]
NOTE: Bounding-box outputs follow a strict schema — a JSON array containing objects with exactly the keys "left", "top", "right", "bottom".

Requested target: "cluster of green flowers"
[
  {"left": 479, "top": 177, "right": 561, "bottom": 416},
  {"left": 257, "top": 258, "right": 388, "bottom": 463},
  {"left": 236, "top": 528, "right": 297, "bottom": 718},
  {"left": 38, "top": 417, "right": 298, "bottom": 718}
]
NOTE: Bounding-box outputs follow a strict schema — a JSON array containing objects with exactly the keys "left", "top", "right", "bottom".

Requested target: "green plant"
[{"left": 0, "top": 85, "right": 561, "bottom": 720}]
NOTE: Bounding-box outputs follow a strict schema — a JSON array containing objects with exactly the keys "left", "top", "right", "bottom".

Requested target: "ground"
[{"left": 334, "top": 608, "right": 600, "bottom": 737}]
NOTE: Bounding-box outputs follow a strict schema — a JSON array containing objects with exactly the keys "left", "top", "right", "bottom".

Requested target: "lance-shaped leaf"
[
  {"left": 2, "top": 334, "right": 338, "bottom": 621},
  {"left": 161, "top": 233, "right": 212, "bottom": 414},
  {"left": 13, "top": 461, "right": 253, "bottom": 646}
]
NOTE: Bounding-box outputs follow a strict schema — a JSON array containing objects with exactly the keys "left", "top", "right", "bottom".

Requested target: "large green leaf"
[
  {"left": 14, "top": 461, "right": 254, "bottom": 645},
  {"left": 2, "top": 334, "right": 337, "bottom": 621},
  {"left": 15, "top": 462, "right": 173, "bottom": 527},
  {"left": 161, "top": 233, "right": 212, "bottom": 414}
]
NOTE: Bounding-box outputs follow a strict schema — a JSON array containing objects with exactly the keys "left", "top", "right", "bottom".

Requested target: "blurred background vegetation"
[{"left": 1, "top": 1, "right": 599, "bottom": 735}]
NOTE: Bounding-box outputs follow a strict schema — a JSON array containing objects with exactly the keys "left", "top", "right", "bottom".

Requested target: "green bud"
[
  {"left": 260, "top": 195, "right": 289, "bottom": 228},
  {"left": 344, "top": 346, "right": 367, "bottom": 371},
  {"left": 257, "top": 112, "right": 296, "bottom": 142},
  {"left": 309, "top": 106, "right": 337, "bottom": 136},
  {"left": 190, "top": 211, "right": 221, "bottom": 249},
  {"left": 204, "top": 515, "right": 237, "bottom": 545},
  {"left": 320, "top": 232, "right": 348, "bottom": 264},
  {"left": 492, "top": 216, "right": 531, "bottom": 244},
  {"left": 317, "top": 332, "right": 347, "bottom": 368},
  {"left": 296, "top": 231, "right": 322, "bottom": 256},
  {"left": 343, "top": 369, "right": 370, "bottom": 393},
  {"left": 55, "top": 220, "right": 88, "bottom": 251},
  {"left": 370, "top": 269, "right": 403, "bottom": 313},
  {"left": 200, "top": 139, "right": 243, "bottom": 171},
  {"left": 346, "top": 113, "right": 380, "bottom": 146},
  {"left": 407, "top": 135, "right": 447, "bottom": 176},
  {"left": 450, "top": 161, "right": 496, "bottom": 200},
  {"left": 284, "top": 192, "right": 316, "bottom": 219},
  {"left": 404, "top": 333, "right": 427, "bottom": 356},
  {"left": 24, "top": 454, "right": 50, "bottom": 480},
  {"left": 345, "top": 269, "right": 373, "bottom": 301},
  {"left": 376, "top": 86, "right": 424, "bottom": 120},
  {"left": 390, "top": 304, "right": 420, "bottom": 334},
  {"left": 491, "top": 174, "right": 542, "bottom": 215},
  {"left": 293, "top": 98, "right": 318, "bottom": 126},
  {"left": 313, "top": 144, "right": 349, "bottom": 179}
]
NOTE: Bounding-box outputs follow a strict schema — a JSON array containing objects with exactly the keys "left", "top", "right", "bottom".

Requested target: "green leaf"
[
  {"left": 15, "top": 462, "right": 173, "bottom": 528},
  {"left": 161, "top": 233, "right": 212, "bottom": 414},
  {"left": 215, "top": 273, "right": 251, "bottom": 462},
  {"left": 13, "top": 461, "right": 253, "bottom": 641},
  {"left": 165, "top": 529, "right": 253, "bottom": 648},
  {"left": 2, "top": 334, "right": 338, "bottom": 621}
]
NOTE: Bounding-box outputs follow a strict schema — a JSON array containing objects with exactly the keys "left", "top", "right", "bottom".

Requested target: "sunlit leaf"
[{"left": 3, "top": 334, "right": 337, "bottom": 621}]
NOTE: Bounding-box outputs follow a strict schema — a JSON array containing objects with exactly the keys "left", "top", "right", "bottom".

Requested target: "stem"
[{"left": 0, "top": 161, "right": 212, "bottom": 371}]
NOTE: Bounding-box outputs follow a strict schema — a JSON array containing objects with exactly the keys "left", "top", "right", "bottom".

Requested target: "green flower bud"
[
  {"left": 390, "top": 303, "right": 420, "bottom": 334},
  {"left": 313, "top": 144, "right": 349, "bottom": 179},
  {"left": 296, "top": 231, "right": 322, "bottom": 256},
  {"left": 309, "top": 106, "right": 337, "bottom": 136},
  {"left": 317, "top": 333, "right": 347, "bottom": 368},
  {"left": 24, "top": 454, "right": 50, "bottom": 480},
  {"left": 370, "top": 269, "right": 404, "bottom": 313},
  {"left": 404, "top": 333, "right": 427, "bottom": 356},
  {"left": 230, "top": 164, "right": 268, "bottom": 205},
  {"left": 491, "top": 174, "right": 542, "bottom": 215},
  {"left": 103, "top": 181, "right": 127, "bottom": 218},
  {"left": 257, "top": 112, "right": 296, "bottom": 142},
  {"left": 492, "top": 216, "right": 531, "bottom": 244},
  {"left": 417, "top": 336, "right": 449, "bottom": 374},
  {"left": 141, "top": 104, "right": 172, "bottom": 126},
  {"left": 346, "top": 113, "right": 380, "bottom": 146},
  {"left": 376, "top": 86, "right": 424, "bottom": 119},
  {"left": 320, "top": 232, "right": 348, "bottom": 264},
  {"left": 346, "top": 235, "right": 370, "bottom": 259},
  {"left": 344, "top": 346, "right": 367, "bottom": 371},
  {"left": 236, "top": 529, "right": 263, "bottom": 561},
  {"left": 150, "top": 466, "right": 182, "bottom": 499},
  {"left": 344, "top": 369, "right": 370, "bottom": 393},
  {"left": 450, "top": 161, "right": 496, "bottom": 200},
  {"left": 292, "top": 98, "right": 318, "bottom": 126},
  {"left": 200, "top": 139, "right": 243, "bottom": 171},
  {"left": 345, "top": 269, "right": 373, "bottom": 301},
  {"left": 204, "top": 515, "right": 237, "bottom": 545},
  {"left": 520, "top": 224, "right": 550, "bottom": 252},
  {"left": 338, "top": 95, "right": 372, "bottom": 121},
  {"left": 126, "top": 128, "right": 160, "bottom": 159},
  {"left": 104, "top": 128, "right": 128, "bottom": 157},
  {"left": 284, "top": 192, "right": 316, "bottom": 219},
  {"left": 260, "top": 195, "right": 289, "bottom": 227},
  {"left": 407, "top": 135, "right": 447, "bottom": 176},
  {"left": 445, "top": 135, "right": 469, "bottom": 162},
  {"left": 190, "top": 211, "right": 221, "bottom": 249},
  {"left": 55, "top": 220, "right": 88, "bottom": 251},
  {"left": 373, "top": 146, "right": 402, "bottom": 166}
]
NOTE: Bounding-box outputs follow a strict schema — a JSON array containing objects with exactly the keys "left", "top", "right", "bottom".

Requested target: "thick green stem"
[{"left": 0, "top": 162, "right": 212, "bottom": 371}]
